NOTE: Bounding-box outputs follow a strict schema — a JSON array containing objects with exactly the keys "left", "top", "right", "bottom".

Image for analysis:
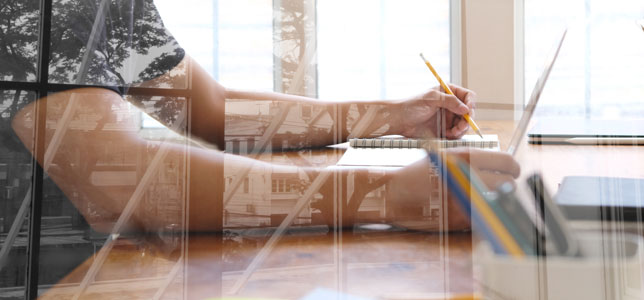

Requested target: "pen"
[{"left": 420, "top": 53, "right": 483, "bottom": 138}]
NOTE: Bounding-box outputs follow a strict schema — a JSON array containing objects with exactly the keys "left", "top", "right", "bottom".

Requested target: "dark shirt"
[{"left": 49, "top": 0, "right": 185, "bottom": 95}]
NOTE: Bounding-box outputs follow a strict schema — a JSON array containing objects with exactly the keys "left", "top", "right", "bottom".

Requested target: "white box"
[{"left": 477, "top": 233, "right": 644, "bottom": 300}]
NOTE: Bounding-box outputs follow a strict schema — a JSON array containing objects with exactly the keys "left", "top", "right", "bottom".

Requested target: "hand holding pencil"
[
  {"left": 420, "top": 53, "right": 484, "bottom": 138},
  {"left": 394, "top": 86, "right": 476, "bottom": 139},
  {"left": 392, "top": 78, "right": 477, "bottom": 139}
]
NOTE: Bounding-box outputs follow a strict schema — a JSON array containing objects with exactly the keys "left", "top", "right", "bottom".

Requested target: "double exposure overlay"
[{"left": 1, "top": 1, "right": 643, "bottom": 300}]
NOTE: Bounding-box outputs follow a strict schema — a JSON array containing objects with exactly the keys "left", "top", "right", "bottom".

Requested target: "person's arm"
[
  {"left": 12, "top": 87, "right": 514, "bottom": 233},
  {"left": 136, "top": 56, "right": 477, "bottom": 150},
  {"left": 9, "top": 88, "right": 391, "bottom": 232},
  {"left": 5, "top": 88, "right": 388, "bottom": 232},
  {"left": 10, "top": 88, "right": 312, "bottom": 232}
]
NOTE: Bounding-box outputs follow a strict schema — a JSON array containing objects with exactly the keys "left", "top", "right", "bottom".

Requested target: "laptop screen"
[{"left": 506, "top": 29, "right": 567, "bottom": 155}]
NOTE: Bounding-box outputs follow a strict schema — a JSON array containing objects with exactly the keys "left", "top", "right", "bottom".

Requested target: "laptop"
[{"left": 506, "top": 29, "right": 567, "bottom": 155}]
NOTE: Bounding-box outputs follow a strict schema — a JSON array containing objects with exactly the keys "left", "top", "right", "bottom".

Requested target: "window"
[
  {"left": 271, "top": 178, "right": 293, "bottom": 193},
  {"left": 156, "top": 0, "right": 274, "bottom": 90},
  {"left": 156, "top": 0, "right": 453, "bottom": 99},
  {"left": 0, "top": 0, "right": 194, "bottom": 297},
  {"left": 318, "top": 0, "right": 452, "bottom": 100},
  {"left": 525, "top": 0, "right": 644, "bottom": 118},
  {"left": 0, "top": 90, "right": 37, "bottom": 295}
]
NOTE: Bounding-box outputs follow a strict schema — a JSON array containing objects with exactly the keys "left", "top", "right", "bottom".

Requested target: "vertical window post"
[{"left": 25, "top": 0, "right": 54, "bottom": 298}]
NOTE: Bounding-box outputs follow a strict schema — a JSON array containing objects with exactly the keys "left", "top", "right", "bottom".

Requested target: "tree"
[
  {"left": 0, "top": 0, "right": 39, "bottom": 82},
  {"left": 1, "top": 0, "right": 188, "bottom": 151},
  {"left": 49, "top": 0, "right": 184, "bottom": 85},
  {"left": 0, "top": 0, "right": 188, "bottom": 234}
]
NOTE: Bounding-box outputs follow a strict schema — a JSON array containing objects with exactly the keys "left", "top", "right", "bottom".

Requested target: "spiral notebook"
[{"left": 337, "top": 134, "right": 500, "bottom": 167}]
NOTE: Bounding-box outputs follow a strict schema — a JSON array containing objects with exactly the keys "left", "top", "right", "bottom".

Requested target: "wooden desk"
[
  {"left": 481, "top": 120, "right": 644, "bottom": 191},
  {"left": 39, "top": 120, "right": 643, "bottom": 299},
  {"left": 39, "top": 230, "right": 475, "bottom": 299}
]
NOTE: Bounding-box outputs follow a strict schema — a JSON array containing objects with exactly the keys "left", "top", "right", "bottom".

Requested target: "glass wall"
[
  {"left": 0, "top": 91, "right": 36, "bottom": 299},
  {"left": 0, "top": 0, "right": 193, "bottom": 298}
]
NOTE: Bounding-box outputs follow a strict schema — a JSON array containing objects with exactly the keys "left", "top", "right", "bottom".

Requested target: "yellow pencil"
[{"left": 419, "top": 53, "right": 483, "bottom": 138}]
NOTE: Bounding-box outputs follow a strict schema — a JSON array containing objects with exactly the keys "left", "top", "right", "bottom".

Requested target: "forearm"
[
  {"left": 139, "top": 55, "right": 479, "bottom": 151},
  {"left": 226, "top": 88, "right": 392, "bottom": 106},
  {"left": 134, "top": 56, "right": 401, "bottom": 150},
  {"left": 226, "top": 89, "right": 403, "bottom": 148},
  {"left": 11, "top": 85, "right": 474, "bottom": 234},
  {"left": 10, "top": 88, "right": 332, "bottom": 232}
]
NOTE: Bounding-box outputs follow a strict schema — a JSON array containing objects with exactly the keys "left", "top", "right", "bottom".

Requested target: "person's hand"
[
  {"left": 387, "top": 148, "right": 520, "bottom": 231},
  {"left": 446, "top": 148, "right": 521, "bottom": 189},
  {"left": 390, "top": 84, "right": 476, "bottom": 140}
]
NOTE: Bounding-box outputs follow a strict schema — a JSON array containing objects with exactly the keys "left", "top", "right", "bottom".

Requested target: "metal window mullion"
[
  {"left": 0, "top": 81, "right": 42, "bottom": 90},
  {"left": 25, "top": 96, "right": 46, "bottom": 300},
  {"left": 0, "top": 82, "right": 193, "bottom": 98},
  {"left": 25, "top": 0, "right": 54, "bottom": 298}
]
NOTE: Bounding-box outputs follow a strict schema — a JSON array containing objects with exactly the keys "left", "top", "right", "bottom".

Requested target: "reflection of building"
[
  {"left": 46, "top": 100, "right": 189, "bottom": 229},
  {"left": 1, "top": 99, "right": 190, "bottom": 289},
  {"left": 223, "top": 101, "right": 400, "bottom": 229},
  {"left": 223, "top": 101, "right": 324, "bottom": 228}
]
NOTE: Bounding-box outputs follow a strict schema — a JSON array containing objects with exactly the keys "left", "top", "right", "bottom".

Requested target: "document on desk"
[{"left": 336, "top": 134, "right": 499, "bottom": 167}]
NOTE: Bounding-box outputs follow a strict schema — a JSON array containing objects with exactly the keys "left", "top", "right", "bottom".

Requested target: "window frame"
[{"left": 0, "top": 0, "right": 198, "bottom": 298}]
